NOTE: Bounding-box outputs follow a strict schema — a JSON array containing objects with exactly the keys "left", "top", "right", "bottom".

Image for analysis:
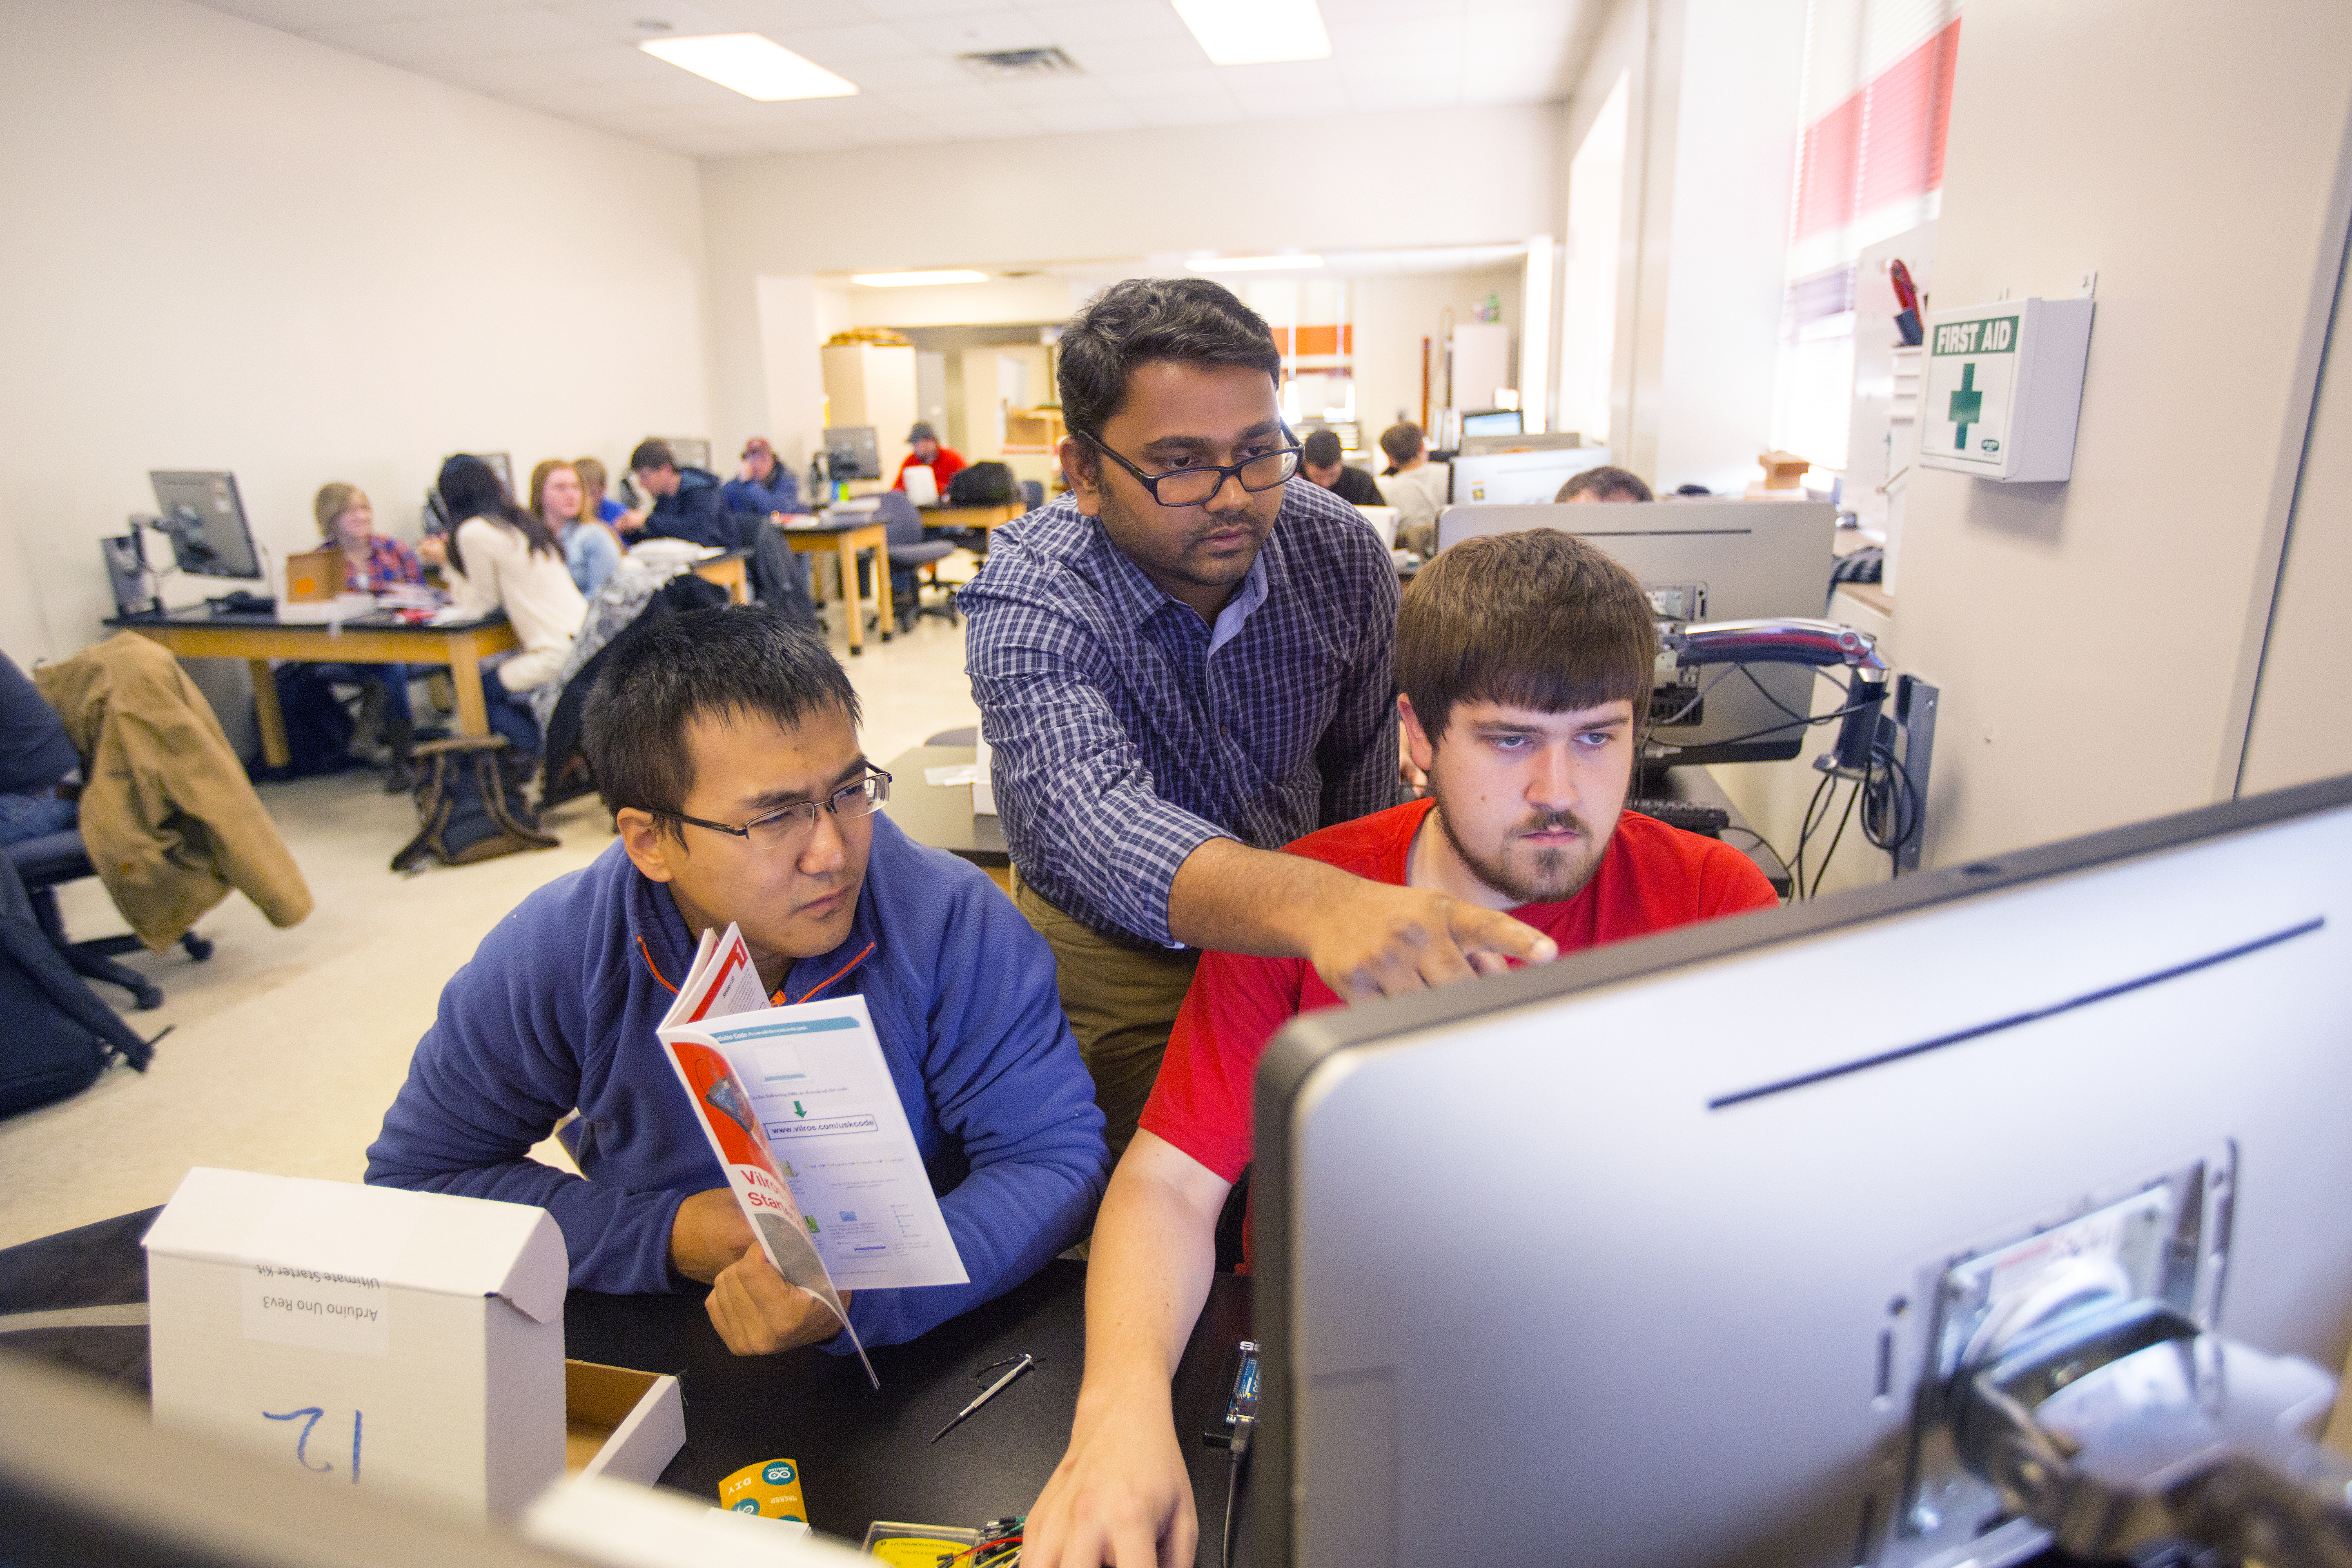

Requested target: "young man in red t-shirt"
[{"left": 1020, "top": 528, "right": 1779, "bottom": 1568}]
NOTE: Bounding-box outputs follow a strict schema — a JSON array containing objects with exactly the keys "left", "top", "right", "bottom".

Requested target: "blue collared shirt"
[{"left": 960, "top": 481, "right": 1403, "bottom": 947}]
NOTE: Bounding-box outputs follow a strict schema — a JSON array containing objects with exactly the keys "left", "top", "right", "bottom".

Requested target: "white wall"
[
  {"left": 2241, "top": 236, "right": 2352, "bottom": 797},
  {"left": 1889, "top": 0, "right": 2352, "bottom": 863},
  {"left": 699, "top": 104, "right": 1565, "bottom": 461},
  {"left": 0, "top": 0, "right": 714, "bottom": 672},
  {"left": 1558, "top": 0, "right": 1806, "bottom": 493}
]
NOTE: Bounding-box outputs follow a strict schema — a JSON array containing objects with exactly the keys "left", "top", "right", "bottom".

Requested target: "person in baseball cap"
[{"left": 725, "top": 436, "right": 802, "bottom": 517}]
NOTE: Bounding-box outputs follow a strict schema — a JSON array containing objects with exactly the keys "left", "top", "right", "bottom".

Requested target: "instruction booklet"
[{"left": 656, "top": 924, "right": 970, "bottom": 1390}]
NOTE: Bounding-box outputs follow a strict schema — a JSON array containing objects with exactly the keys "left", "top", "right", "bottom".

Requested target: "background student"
[
  {"left": 1300, "top": 428, "right": 1383, "bottom": 505},
  {"left": 725, "top": 436, "right": 803, "bottom": 515},
  {"left": 575, "top": 454, "right": 643, "bottom": 534},
  {"left": 417, "top": 455, "right": 585, "bottom": 760},
  {"left": 625, "top": 439, "right": 734, "bottom": 548},
  {"left": 1559, "top": 465, "right": 1655, "bottom": 503},
  {"left": 307, "top": 482, "right": 426, "bottom": 765},
  {"left": 1375, "top": 421, "right": 1448, "bottom": 554},
  {"left": 530, "top": 459, "right": 620, "bottom": 596}
]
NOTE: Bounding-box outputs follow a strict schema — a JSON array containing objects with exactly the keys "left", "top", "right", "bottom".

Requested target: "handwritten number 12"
[{"left": 262, "top": 1407, "right": 362, "bottom": 1483}]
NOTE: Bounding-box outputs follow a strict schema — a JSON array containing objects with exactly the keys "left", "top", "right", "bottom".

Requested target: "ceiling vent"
[{"left": 957, "top": 47, "right": 1082, "bottom": 80}]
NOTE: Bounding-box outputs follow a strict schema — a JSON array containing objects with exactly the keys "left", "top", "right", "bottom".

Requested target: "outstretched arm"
[{"left": 1022, "top": 1132, "right": 1231, "bottom": 1568}]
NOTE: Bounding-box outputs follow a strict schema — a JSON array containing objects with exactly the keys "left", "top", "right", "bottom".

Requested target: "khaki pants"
[{"left": 1013, "top": 870, "right": 1200, "bottom": 1161}]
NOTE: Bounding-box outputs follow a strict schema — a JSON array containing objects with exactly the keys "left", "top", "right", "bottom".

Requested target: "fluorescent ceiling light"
[
  {"left": 1172, "top": 0, "right": 1331, "bottom": 65},
  {"left": 1185, "top": 254, "right": 1324, "bottom": 273},
  {"left": 637, "top": 33, "right": 856, "bottom": 100},
  {"left": 851, "top": 270, "right": 991, "bottom": 287}
]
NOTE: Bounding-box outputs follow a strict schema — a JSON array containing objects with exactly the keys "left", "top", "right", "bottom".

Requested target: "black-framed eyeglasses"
[
  {"left": 651, "top": 770, "right": 892, "bottom": 851},
  {"left": 1078, "top": 428, "right": 1303, "bottom": 508}
]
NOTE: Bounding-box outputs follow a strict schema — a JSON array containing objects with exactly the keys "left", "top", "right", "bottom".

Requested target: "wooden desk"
[
  {"left": 776, "top": 519, "right": 893, "bottom": 653},
  {"left": 688, "top": 546, "right": 751, "bottom": 605},
  {"left": 111, "top": 608, "right": 519, "bottom": 770},
  {"left": 920, "top": 501, "right": 1024, "bottom": 541}
]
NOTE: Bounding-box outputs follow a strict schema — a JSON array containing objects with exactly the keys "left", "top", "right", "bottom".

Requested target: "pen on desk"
[{"left": 930, "top": 1353, "right": 1035, "bottom": 1443}]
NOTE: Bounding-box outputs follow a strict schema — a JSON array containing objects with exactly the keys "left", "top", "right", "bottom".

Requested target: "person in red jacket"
[
  {"left": 891, "top": 422, "right": 967, "bottom": 498},
  {"left": 1018, "top": 528, "right": 1781, "bottom": 1568}
]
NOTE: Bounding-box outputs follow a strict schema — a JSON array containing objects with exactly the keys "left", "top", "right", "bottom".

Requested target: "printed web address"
[{"left": 764, "top": 1114, "right": 880, "bottom": 1139}]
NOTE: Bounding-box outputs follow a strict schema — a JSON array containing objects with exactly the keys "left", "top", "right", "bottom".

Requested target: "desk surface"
[
  {"left": 882, "top": 745, "right": 1007, "bottom": 867},
  {"left": 0, "top": 1208, "right": 1252, "bottom": 1565},
  {"left": 110, "top": 604, "right": 509, "bottom": 636}
]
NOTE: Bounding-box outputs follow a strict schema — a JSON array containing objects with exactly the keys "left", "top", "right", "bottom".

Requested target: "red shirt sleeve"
[
  {"left": 1695, "top": 835, "right": 1781, "bottom": 917},
  {"left": 1137, "top": 947, "right": 1309, "bottom": 1183}
]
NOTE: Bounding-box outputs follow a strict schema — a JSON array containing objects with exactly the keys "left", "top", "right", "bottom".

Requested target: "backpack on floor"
[
  {"left": 0, "top": 857, "right": 151, "bottom": 1117},
  {"left": 391, "top": 736, "right": 559, "bottom": 873},
  {"left": 947, "top": 461, "right": 1019, "bottom": 506}
]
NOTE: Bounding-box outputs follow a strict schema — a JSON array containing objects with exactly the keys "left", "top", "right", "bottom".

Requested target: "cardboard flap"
[{"left": 145, "top": 1168, "right": 569, "bottom": 1319}]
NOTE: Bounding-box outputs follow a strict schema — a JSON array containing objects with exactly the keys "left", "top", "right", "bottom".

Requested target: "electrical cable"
[
  {"left": 1789, "top": 766, "right": 1841, "bottom": 900},
  {"left": 1810, "top": 776, "right": 1863, "bottom": 899}
]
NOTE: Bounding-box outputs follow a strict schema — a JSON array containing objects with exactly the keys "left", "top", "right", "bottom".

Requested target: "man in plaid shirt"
[{"left": 962, "top": 278, "right": 1554, "bottom": 1156}]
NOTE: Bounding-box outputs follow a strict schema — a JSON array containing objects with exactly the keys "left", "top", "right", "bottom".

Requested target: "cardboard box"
[
  {"left": 565, "top": 1359, "right": 684, "bottom": 1485},
  {"left": 144, "top": 1168, "right": 567, "bottom": 1519}
]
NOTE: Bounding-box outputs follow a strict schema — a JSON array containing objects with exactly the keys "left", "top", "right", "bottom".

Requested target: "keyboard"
[{"left": 1625, "top": 797, "right": 1731, "bottom": 838}]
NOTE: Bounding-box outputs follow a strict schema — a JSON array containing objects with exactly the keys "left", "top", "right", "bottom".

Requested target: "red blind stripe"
[
  {"left": 1789, "top": 14, "right": 1964, "bottom": 243},
  {"left": 1270, "top": 325, "right": 1353, "bottom": 356}
]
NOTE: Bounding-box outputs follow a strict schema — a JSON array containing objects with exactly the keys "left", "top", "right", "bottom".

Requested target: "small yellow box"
[{"left": 717, "top": 1456, "right": 808, "bottom": 1523}]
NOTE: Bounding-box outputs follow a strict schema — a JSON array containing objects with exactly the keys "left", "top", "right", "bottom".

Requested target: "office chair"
[
  {"left": 5, "top": 831, "right": 213, "bottom": 1011},
  {"left": 1020, "top": 479, "right": 1044, "bottom": 511},
  {"left": 878, "top": 491, "right": 959, "bottom": 632},
  {"left": 925, "top": 726, "right": 977, "bottom": 747}
]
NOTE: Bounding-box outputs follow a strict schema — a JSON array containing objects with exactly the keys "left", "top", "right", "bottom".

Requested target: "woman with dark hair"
[{"left": 416, "top": 455, "right": 584, "bottom": 757}]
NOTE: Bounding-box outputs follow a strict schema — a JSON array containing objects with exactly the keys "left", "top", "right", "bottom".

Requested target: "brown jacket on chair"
[{"left": 33, "top": 633, "right": 312, "bottom": 950}]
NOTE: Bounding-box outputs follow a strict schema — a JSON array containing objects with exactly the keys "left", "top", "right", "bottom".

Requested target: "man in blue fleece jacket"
[{"left": 367, "top": 606, "right": 1109, "bottom": 1356}]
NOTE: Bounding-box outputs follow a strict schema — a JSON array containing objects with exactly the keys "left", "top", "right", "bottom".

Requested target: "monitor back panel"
[
  {"left": 1437, "top": 499, "right": 1836, "bottom": 764},
  {"left": 147, "top": 470, "right": 260, "bottom": 579},
  {"left": 1263, "top": 782, "right": 2352, "bottom": 1568}
]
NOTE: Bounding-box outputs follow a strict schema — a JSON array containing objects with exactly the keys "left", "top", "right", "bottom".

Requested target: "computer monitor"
[
  {"left": 1439, "top": 499, "right": 1837, "bottom": 767},
  {"left": 659, "top": 437, "right": 711, "bottom": 472},
  {"left": 146, "top": 471, "right": 262, "bottom": 580},
  {"left": 1456, "top": 430, "right": 1584, "bottom": 459},
  {"left": 1459, "top": 408, "right": 1522, "bottom": 437},
  {"left": 1447, "top": 445, "right": 1614, "bottom": 506},
  {"left": 471, "top": 452, "right": 513, "bottom": 493},
  {"left": 1253, "top": 773, "right": 2352, "bottom": 1568},
  {"left": 822, "top": 426, "right": 882, "bottom": 482}
]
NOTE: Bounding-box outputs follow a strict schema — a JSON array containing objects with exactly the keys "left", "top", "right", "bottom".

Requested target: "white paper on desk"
[
  {"left": 688, "top": 994, "right": 969, "bottom": 1294},
  {"left": 922, "top": 764, "right": 978, "bottom": 787},
  {"left": 900, "top": 465, "right": 938, "bottom": 507}
]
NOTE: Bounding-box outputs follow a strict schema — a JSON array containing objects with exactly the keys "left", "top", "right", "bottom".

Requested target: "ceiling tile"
[
  {"left": 521, "top": 44, "right": 683, "bottom": 85},
  {"left": 1060, "top": 35, "right": 1209, "bottom": 74},
  {"left": 1214, "top": 59, "right": 1342, "bottom": 95},
  {"left": 1023, "top": 99, "right": 1144, "bottom": 134},
  {"left": 983, "top": 72, "right": 1115, "bottom": 107},
  {"left": 1012, "top": 0, "right": 1188, "bottom": 42},
  {"left": 702, "top": 0, "right": 874, "bottom": 32},
  {"left": 768, "top": 21, "right": 925, "bottom": 64},
  {"left": 882, "top": 82, "right": 1004, "bottom": 114},
  {"left": 842, "top": 52, "right": 973, "bottom": 91},
  {"left": 925, "top": 107, "right": 1045, "bottom": 139},
  {"left": 1128, "top": 92, "right": 1247, "bottom": 126},
  {"left": 1101, "top": 64, "right": 1225, "bottom": 99},
  {"left": 856, "top": 0, "right": 1025, "bottom": 19},
  {"left": 539, "top": 0, "right": 736, "bottom": 31},
  {"left": 305, "top": 9, "right": 605, "bottom": 65}
]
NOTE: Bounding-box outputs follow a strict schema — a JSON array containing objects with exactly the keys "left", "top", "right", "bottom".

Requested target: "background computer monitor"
[
  {"left": 1439, "top": 498, "right": 1836, "bottom": 768},
  {"left": 1254, "top": 775, "right": 2352, "bottom": 1568},
  {"left": 1459, "top": 408, "right": 1523, "bottom": 437},
  {"left": 1447, "top": 445, "right": 1613, "bottom": 506},
  {"left": 146, "top": 471, "right": 261, "bottom": 580},
  {"left": 822, "top": 426, "right": 882, "bottom": 482},
  {"left": 1455, "top": 430, "right": 1584, "bottom": 459},
  {"left": 466, "top": 452, "right": 512, "bottom": 493},
  {"left": 658, "top": 437, "right": 711, "bottom": 472}
]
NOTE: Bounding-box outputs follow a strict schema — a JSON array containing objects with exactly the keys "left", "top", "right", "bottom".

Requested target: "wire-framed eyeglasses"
[
  {"left": 652, "top": 770, "right": 892, "bottom": 850},
  {"left": 1078, "top": 428, "right": 1303, "bottom": 508}
]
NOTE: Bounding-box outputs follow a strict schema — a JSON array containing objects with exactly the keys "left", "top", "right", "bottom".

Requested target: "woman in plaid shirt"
[{"left": 310, "top": 483, "right": 431, "bottom": 770}]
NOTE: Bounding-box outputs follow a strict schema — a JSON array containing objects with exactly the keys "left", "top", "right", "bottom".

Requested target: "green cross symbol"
[{"left": 1948, "top": 362, "right": 1983, "bottom": 450}]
